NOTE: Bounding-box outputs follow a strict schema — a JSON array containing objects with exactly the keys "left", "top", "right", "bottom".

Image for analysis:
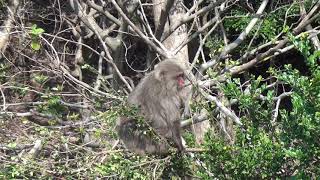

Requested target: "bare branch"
[
  {"left": 225, "top": 29, "right": 320, "bottom": 77},
  {"left": 69, "top": 0, "right": 114, "bottom": 45},
  {"left": 299, "top": 0, "right": 320, "bottom": 50},
  {"left": 87, "top": 0, "right": 122, "bottom": 26},
  {"left": 110, "top": 0, "right": 168, "bottom": 58},
  {"left": 163, "top": 0, "right": 226, "bottom": 41},
  {"left": 199, "top": 0, "right": 269, "bottom": 74},
  {"left": 199, "top": 88, "right": 242, "bottom": 126},
  {"left": 173, "top": 16, "right": 220, "bottom": 55},
  {"left": 293, "top": 0, "right": 320, "bottom": 34},
  {"left": 272, "top": 92, "right": 293, "bottom": 124},
  {"left": 219, "top": 0, "right": 268, "bottom": 58},
  {"left": 181, "top": 110, "right": 208, "bottom": 128}
]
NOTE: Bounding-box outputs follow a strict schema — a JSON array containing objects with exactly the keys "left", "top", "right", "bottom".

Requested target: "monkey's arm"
[{"left": 172, "top": 120, "right": 185, "bottom": 152}]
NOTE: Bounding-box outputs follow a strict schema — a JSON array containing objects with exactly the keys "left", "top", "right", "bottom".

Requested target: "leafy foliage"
[
  {"left": 1, "top": 0, "right": 320, "bottom": 179},
  {"left": 29, "top": 24, "right": 44, "bottom": 51},
  {"left": 197, "top": 31, "right": 320, "bottom": 178}
]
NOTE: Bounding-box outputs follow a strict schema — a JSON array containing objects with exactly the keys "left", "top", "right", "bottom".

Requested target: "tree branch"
[{"left": 110, "top": 0, "right": 168, "bottom": 58}]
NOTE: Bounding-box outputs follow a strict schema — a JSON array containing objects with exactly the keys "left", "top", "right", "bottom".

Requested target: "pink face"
[{"left": 177, "top": 74, "right": 185, "bottom": 89}]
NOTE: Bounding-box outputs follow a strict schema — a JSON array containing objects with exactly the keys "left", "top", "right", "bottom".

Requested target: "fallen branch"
[{"left": 26, "top": 139, "right": 43, "bottom": 159}]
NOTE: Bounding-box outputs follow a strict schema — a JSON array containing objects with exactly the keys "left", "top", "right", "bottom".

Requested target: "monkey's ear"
[{"left": 154, "top": 70, "right": 166, "bottom": 81}]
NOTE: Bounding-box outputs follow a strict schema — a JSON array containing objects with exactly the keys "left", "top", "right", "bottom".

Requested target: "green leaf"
[
  {"left": 31, "top": 24, "right": 45, "bottom": 36},
  {"left": 31, "top": 41, "right": 41, "bottom": 50},
  {"left": 7, "top": 142, "right": 17, "bottom": 148}
]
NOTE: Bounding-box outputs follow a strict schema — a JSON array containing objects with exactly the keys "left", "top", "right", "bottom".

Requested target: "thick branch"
[
  {"left": 299, "top": 0, "right": 320, "bottom": 50},
  {"left": 199, "top": 88, "right": 242, "bottom": 126},
  {"left": 219, "top": 0, "right": 269, "bottom": 58},
  {"left": 0, "top": 0, "right": 19, "bottom": 54},
  {"left": 154, "top": 0, "right": 175, "bottom": 40},
  {"left": 181, "top": 111, "right": 208, "bottom": 128},
  {"left": 87, "top": 0, "right": 122, "bottom": 26},
  {"left": 200, "top": 1, "right": 320, "bottom": 82},
  {"left": 110, "top": 0, "right": 168, "bottom": 58},
  {"left": 69, "top": 0, "right": 114, "bottom": 46},
  {"left": 173, "top": 17, "right": 220, "bottom": 55},
  {"left": 163, "top": 0, "right": 225, "bottom": 41},
  {"left": 199, "top": 0, "right": 269, "bottom": 73}
]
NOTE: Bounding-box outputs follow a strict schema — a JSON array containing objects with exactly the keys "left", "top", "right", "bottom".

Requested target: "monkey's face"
[
  {"left": 154, "top": 60, "right": 187, "bottom": 93},
  {"left": 176, "top": 73, "right": 185, "bottom": 89},
  {"left": 162, "top": 71, "right": 186, "bottom": 93}
]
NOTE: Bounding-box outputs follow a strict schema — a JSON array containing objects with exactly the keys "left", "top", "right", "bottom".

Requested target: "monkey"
[{"left": 116, "top": 59, "right": 190, "bottom": 155}]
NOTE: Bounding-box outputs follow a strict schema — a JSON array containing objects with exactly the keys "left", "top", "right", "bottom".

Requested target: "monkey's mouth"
[
  {"left": 177, "top": 76, "right": 184, "bottom": 87},
  {"left": 180, "top": 82, "right": 191, "bottom": 90}
]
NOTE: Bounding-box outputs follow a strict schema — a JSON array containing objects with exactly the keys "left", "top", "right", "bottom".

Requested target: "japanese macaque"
[{"left": 116, "top": 59, "right": 189, "bottom": 155}]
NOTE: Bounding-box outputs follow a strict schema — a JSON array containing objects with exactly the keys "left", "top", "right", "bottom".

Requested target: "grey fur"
[{"left": 116, "top": 59, "right": 189, "bottom": 155}]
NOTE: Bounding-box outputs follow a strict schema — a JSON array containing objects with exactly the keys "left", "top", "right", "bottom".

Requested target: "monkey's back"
[{"left": 128, "top": 72, "right": 183, "bottom": 136}]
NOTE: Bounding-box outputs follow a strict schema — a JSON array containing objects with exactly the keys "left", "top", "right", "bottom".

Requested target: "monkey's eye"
[{"left": 176, "top": 73, "right": 184, "bottom": 79}]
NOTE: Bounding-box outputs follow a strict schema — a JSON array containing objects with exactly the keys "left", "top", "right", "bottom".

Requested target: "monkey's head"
[{"left": 154, "top": 60, "right": 186, "bottom": 92}]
